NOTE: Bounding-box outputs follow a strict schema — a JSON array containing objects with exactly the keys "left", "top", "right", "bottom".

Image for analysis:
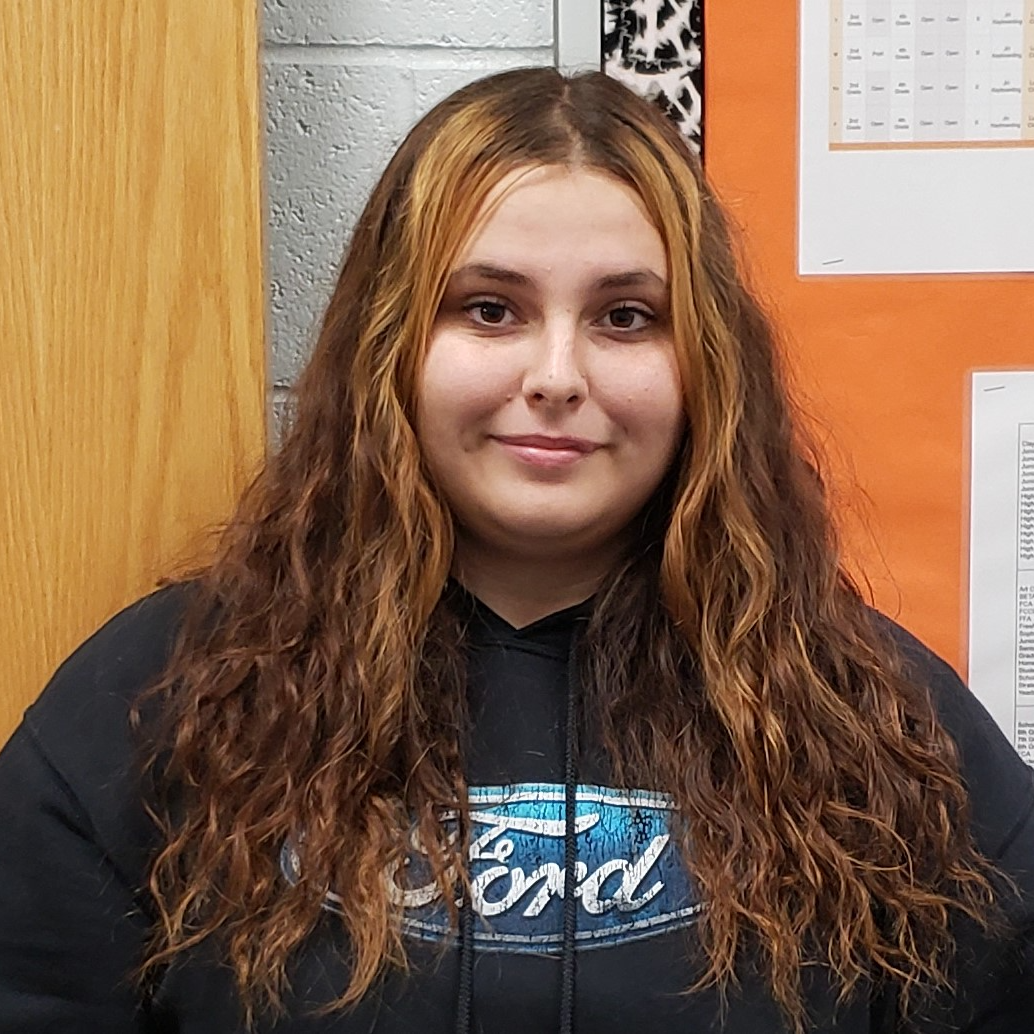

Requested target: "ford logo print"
[{"left": 282, "top": 783, "right": 704, "bottom": 954}]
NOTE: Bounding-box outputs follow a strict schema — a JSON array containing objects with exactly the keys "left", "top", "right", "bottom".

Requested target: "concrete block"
[
  {"left": 263, "top": 0, "right": 554, "bottom": 48},
  {"left": 264, "top": 61, "right": 415, "bottom": 385},
  {"left": 412, "top": 50, "right": 555, "bottom": 114}
]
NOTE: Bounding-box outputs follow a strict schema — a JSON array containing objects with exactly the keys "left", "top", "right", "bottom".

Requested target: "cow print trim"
[{"left": 603, "top": 0, "right": 704, "bottom": 153}]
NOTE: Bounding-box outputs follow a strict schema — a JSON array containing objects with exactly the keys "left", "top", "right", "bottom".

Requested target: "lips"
[
  {"left": 493, "top": 434, "right": 598, "bottom": 453},
  {"left": 492, "top": 434, "right": 599, "bottom": 470}
]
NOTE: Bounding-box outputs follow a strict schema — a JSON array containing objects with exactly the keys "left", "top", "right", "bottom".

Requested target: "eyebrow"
[
  {"left": 448, "top": 263, "right": 668, "bottom": 291},
  {"left": 596, "top": 270, "right": 668, "bottom": 291},
  {"left": 449, "top": 263, "right": 532, "bottom": 287}
]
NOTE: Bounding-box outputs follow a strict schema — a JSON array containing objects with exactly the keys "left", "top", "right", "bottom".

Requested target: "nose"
[{"left": 521, "top": 318, "right": 587, "bottom": 409}]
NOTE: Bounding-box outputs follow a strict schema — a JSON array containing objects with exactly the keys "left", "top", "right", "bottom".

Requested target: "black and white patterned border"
[{"left": 602, "top": 0, "right": 704, "bottom": 152}]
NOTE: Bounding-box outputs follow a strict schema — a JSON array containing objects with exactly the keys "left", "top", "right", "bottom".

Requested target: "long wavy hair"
[{"left": 139, "top": 68, "right": 997, "bottom": 1028}]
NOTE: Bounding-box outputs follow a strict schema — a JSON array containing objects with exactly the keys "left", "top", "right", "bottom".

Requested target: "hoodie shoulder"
[
  {"left": 15, "top": 584, "right": 194, "bottom": 879},
  {"left": 25, "top": 582, "right": 192, "bottom": 743},
  {"left": 875, "top": 613, "right": 1034, "bottom": 861}
]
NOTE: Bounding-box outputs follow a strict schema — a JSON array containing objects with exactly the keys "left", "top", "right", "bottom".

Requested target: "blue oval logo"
[{"left": 283, "top": 782, "right": 703, "bottom": 954}]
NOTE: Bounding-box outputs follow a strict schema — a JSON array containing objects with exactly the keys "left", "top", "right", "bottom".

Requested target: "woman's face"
[{"left": 416, "top": 165, "right": 685, "bottom": 564}]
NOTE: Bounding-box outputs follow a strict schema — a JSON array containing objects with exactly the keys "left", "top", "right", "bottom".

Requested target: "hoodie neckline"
[{"left": 446, "top": 579, "right": 594, "bottom": 659}]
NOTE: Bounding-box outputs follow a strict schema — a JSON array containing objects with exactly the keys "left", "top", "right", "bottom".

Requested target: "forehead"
[{"left": 453, "top": 165, "right": 667, "bottom": 276}]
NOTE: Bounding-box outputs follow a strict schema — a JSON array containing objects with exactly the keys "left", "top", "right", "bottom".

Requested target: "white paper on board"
[
  {"left": 969, "top": 370, "right": 1034, "bottom": 766},
  {"left": 798, "top": 1, "right": 1034, "bottom": 275}
]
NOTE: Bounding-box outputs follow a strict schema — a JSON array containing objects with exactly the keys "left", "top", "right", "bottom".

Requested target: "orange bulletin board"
[{"left": 703, "top": 3, "right": 1034, "bottom": 672}]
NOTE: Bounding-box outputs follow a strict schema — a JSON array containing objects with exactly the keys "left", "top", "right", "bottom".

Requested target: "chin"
[{"left": 485, "top": 510, "right": 629, "bottom": 554}]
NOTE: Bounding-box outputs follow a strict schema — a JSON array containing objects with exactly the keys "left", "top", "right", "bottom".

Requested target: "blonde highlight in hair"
[{"left": 138, "top": 69, "right": 998, "bottom": 1028}]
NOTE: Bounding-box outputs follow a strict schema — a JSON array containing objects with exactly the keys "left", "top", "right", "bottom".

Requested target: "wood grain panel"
[{"left": 0, "top": 1, "right": 267, "bottom": 742}]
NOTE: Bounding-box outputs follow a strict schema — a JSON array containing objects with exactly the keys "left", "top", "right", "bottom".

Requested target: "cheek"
[
  {"left": 417, "top": 336, "right": 514, "bottom": 442},
  {"left": 599, "top": 356, "right": 685, "bottom": 444}
]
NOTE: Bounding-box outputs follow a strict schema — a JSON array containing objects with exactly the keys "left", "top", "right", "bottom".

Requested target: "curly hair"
[{"left": 137, "top": 68, "right": 998, "bottom": 1029}]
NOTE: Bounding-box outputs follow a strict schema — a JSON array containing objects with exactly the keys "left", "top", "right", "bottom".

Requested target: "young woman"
[{"left": 0, "top": 69, "right": 1031, "bottom": 1034}]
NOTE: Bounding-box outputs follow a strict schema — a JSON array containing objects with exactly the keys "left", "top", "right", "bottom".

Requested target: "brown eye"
[
  {"left": 606, "top": 306, "right": 651, "bottom": 331},
  {"left": 468, "top": 301, "right": 510, "bottom": 325}
]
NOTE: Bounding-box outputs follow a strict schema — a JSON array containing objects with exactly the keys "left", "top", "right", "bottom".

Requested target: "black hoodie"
[{"left": 0, "top": 585, "right": 1031, "bottom": 1033}]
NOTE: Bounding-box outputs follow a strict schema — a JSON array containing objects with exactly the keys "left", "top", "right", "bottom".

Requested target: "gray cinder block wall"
[{"left": 262, "top": 0, "right": 556, "bottom": 436}]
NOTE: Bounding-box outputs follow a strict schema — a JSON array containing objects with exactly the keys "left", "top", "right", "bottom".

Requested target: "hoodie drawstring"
[
  {"left": 455, "top": 886, "right": 475, "bottom": 1034},
  {"left": 558, "top": 634, "right": 580, "bottom": 1034},
  {"left": 455, "top": 631, "right": 582, "bottom": 1034}
]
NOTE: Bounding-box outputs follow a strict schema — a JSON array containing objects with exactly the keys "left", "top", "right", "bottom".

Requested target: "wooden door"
[{"left": 0, "top": 1, "right": 267, "bottom": 742}]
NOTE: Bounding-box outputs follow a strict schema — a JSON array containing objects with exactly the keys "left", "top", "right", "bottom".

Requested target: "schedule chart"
[
  {"left": 828, "top": 1, "right": 1034, "bottom": 146},
  {"left": 1018, "top": 425, "right": 1034, "bottom": 765},
  {"left": 969, "top": 375, "right": 1034, "bottom": 768}
]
